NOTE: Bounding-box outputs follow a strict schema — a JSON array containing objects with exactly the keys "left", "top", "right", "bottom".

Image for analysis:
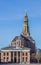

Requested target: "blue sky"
[{"left": 0, "top": 0, "right": 41, "bottom": 49}]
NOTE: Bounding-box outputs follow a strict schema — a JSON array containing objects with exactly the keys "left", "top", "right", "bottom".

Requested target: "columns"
[
  {"left": 13, "top": 52, "right": 14, "bottom": 62},
  {"left": 1, "top": 52, "right": 3, "bottom": 62},
  {"left": 16, "top": 51, "right": 18, "bottom": 63},
  {"left": 9, "top": 52, "right": 11, "bottom": 62},
  {"left": 16, "top": 51, "right": 21, "bottom": 63},
  {"left": 27, "top": 51, "right": 30, "bottom": 63},
  {"left": 24, "top": 52, "right": 26, "bottom": 63}
]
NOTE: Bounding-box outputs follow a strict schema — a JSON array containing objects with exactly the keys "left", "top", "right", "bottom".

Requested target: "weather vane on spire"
[{"left": 24, "top": 10, "right": 27, "bottom": 17}]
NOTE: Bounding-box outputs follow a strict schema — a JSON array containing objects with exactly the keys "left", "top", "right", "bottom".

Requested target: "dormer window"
[{"left": 16, "top": 44, "right": 19, "bottom": 49}]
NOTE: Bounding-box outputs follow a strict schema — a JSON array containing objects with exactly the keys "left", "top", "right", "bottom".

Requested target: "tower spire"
[{"left": 22, "top": 12, "right": 30, "bottom": 37}]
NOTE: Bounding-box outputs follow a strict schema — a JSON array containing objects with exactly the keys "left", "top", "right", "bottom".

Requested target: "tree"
[{"left": 35, "top": 49, "right": 41, "bottom": 63}]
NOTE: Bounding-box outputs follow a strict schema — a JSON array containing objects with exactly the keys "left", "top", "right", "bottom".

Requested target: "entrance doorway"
[
  {"left": 18, "top": 58, "right": 20, "bottom": 63},
  {"left": 11, "top": 52, "right": 13, "bottom": 62},
  {"left": 14, "top": 57, "right": 16, "bottom": 63},
  {"left": 14, "top": 52, "right": 17, "bottom": 63}
]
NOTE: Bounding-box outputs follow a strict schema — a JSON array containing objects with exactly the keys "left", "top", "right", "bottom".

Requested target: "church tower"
[{"left": 22, "top": 12, "right": 30, "bottom": 37}]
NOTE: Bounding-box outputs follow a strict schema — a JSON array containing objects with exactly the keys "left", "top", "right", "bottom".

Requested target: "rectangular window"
[
  {"left": 3, "top": 57, "right": 5, "bottom": 62},
  {"left": 3, "top": 53, "right": 5, "bottom": 56},
  {"left": 7, "top": 57, "right": 9, "bottom": 61},
  {"left": 26, "top": 57, "right": 27, "bottom": 62},
  {"left": 22, "top": 52, "right": 24, "bottom": 56},
  {"left": 7, "top": 52, "right": 9, "bottom": 56},
  {"left": 22, "top": 57, "right": 24, "bottom": 62},
  {"left": 4, "top": 57, "right": 5, "bottom": 59},
  {"left": 26, "top": 52, "right": 27, "bottom": 56}
]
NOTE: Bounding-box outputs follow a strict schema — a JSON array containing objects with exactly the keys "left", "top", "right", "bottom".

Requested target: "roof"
[
  {"left": 11, "top": 34, "right": 35, "bottom": 50},
  {"left": 12, "top": 34, "right": 34, "bottom": 43},
  {"left": 1, "top": 45, "right": 30, "bottom": 51},
  {"left": 12, "top": 35, "right": 22, "bottom": 41},
  {"left": 1, "top": 34, "right": 35, "bottom": 51}
]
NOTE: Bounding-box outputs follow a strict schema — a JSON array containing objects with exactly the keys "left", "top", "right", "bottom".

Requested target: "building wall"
[
  {"left": 11, "top": 40, "right": 22, "bottom": 47},
  {"left": 1, "top": 51, "right": 30, "bottom": 63},
  {"left": 1, "top": 51, "right": 11, "bottom": 62}
]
